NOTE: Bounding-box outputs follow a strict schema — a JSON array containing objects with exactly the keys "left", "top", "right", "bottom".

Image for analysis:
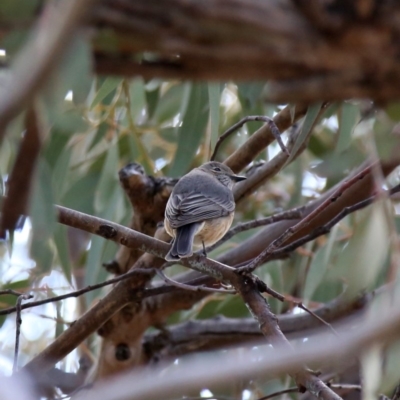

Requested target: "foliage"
[{"left": 1, "top": 3, "right": 400, "bottom": 400}]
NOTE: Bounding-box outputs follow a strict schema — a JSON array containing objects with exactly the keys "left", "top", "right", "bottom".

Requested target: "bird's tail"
[{"left": 165, "top": 223, "right": 200, "bottom": 261}]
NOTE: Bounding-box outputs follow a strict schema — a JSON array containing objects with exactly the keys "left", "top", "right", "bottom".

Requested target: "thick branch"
[
  {"left": 86, "top": 0, "right": 400, "bottom": 102},
  {"left": 143, "top": 292, "right": 369, "bottom": 360},
  {"left": 74, "top": 289, "right": 400, "bottom": 400},
  {"left": 219, "top": 157, "right": 400, "bottom": 266},
  {"left": 21, "top": 204, "right": 339, "bottom": 400},
  {"left": 224, "top": 104, "right": 307, "bottom": 173},
  {"left": 0, "top": 106, "right": 41, "bottom": 236},
  {"left": 4, "top": 2, "right": 400, "bottom": 101}
]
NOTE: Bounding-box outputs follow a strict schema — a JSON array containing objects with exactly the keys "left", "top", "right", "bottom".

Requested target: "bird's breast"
[{"left": 193, "top": 213, "right": 234, "bottom": 248}]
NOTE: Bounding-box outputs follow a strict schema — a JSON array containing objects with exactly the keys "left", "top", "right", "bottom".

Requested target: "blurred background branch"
[{"left": 1, "top": 1, "right": 400, "bottom": 400}]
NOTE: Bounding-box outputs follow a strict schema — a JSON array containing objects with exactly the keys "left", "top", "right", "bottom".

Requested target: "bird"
[{"left": 164, "top": 161, "right": 246, "bottom": 261}]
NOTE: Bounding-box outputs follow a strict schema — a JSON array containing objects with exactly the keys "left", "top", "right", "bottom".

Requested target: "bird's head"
[{"left": 199, "top": 161, "right": 246, "bottom": 189}]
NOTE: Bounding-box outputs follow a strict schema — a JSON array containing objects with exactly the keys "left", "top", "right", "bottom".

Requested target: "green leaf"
[
  {"left": 85, "top": 187, "right": 120, "bottom": 304},
  {"left": 30, "top": 238, "right": 54, "bottom": 274},
  {"left": 29, "top": 160, "right": 57, "bottom": 274},
  {"left": 0, "top": 279, "right": 30, "bottom": 305},
  {"left": 338, "top": 202, "right": 390, "bottom": 298},
  {"left": 373, "top": 118, "right": 400, "bottom": 162},
  {"left": 215, "top": 295, "right": 251, "bottom": 318},
  {"left": 290, "top": 104, "right": 296, "bottom": 123},
  {"left": 0, "top": 0, "right": 40, "bottom": 18},
  {"left": 30, "top": 160, "right": 56, "bottom": 239},
  {"left": 153, "top": 83, "right": 185, "bottom": 123},
  {"left": 237, "top": 82, "right": 265, "bottom": 109},
  {"left": 91, "top": 77, "right": 122, "bottom": 109},
  {"left": 308, "top": 134, "right": 331, "bottom": 158},
  {"left": 208, "top": 82, "right": 221, "bottom": 151},
  {"left": 261, "top": 260, "right": 284, "bottom": 314},
  {"left": 312, "top": 144, "right": 365, "bottom": 180},
  {"left": 54, "top": 224, "right": 72, "bottom": 283},
  {"left": 361, "top": 346, "right": 382, "bottom": 400},
  {"left": 89, "top": 122, "right": 109, "bottom": 150},
  {"left": 52, "top": 146, "right": 72, "bottom": 202},
  {"left": 53, "top": 109, "right": 89, "bottom": 135},
  {"left": 286, "top": 103, "right": 322, "bottom": 165},
  {"left": 43, "top": 132, "right": 70, "bottom": 168},
  {"left": 62, "top": 171, "right": 100, "bottom": 215},
  {"left": 385, "top": 101, "right": 400, "bottom": 121},
  {"left": 0, "top": 279, "right": 31, "bottom": 327},
  {"left": 168, "top": 83, "right": 209, "bottom": 176},
  {"left": 160, "top": 127, "right": 178, "bottom": 143},
  {"left": 303, "top": 225, "right": 339, "bottom": 302},
  {"left": 145, "top": 86, "right": 160, "bottom": 120},
  {"left": 1, "top": 30, "right": 29, "bottom": 57},
  {"left": 94, "top": 142, "right": 119, "bottom": 213},
  {"left": 337, "top": 102, "right": 359, "bottom": 153},
  {"left": 67, "top": 36, "right": 93, "bottom": 105},
  {"left": 129, "top": 78, "right": 146, "bottom": 122},
  {"left": 123, "top": 110, "right": 154, "bottom": 174},
  {"left": 55, "top": 301, "right": 65, "bottom": 337},
  {"left": 380, "top": 341, "right": 400, "bottom": 393},
  {"left": 194, "top": 295, "right": 250, "bottom": 320},
  {"left": 39, "top": 35, "right": 91, "bottom": 125}
]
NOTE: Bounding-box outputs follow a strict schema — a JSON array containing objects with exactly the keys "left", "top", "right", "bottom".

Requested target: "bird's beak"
[{"left": 230, "top": 174, "right": 247, "bottom": 182}]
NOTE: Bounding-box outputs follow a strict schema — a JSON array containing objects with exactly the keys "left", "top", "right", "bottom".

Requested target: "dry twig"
[
  {"left": 155, "top": 269, "right": 236, "bottom": 294},
  {"left": 211, "top": 116, "right": 288, "bottom": 161},
  {"left": 238, "top": 163, "right": 378, "bottom": 273},
  {"left": 13, "top": 294, "right": 33, "bottom": 373}
]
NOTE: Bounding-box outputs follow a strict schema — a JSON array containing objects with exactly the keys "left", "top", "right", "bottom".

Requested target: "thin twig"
[
  {"left": 210, "top": 116, "right": 289, "bottom": 161},
  {"left": 327, "top": 383, "right": 362, "bottom": 392},
  {"left": 0, "top": 269, "right": 154, "bottom": 316},
  {"left": 294, "top": 302, "right": 339, "bottom": 337},
  {"left": 238, "top": 163, "right": 378, "bottom": 273},
  {"left": 255, "top": 278, "right": 285, "bottom": 302},
  {"left": 233, "top": 122, "right": 300, "bottom": 202},
  {"left": 258, "top": 384, "right": 362, "bottom": 400},
  {"left": 206, "top": 207, "right": 304, "bottom": 252},
  {"left": 156, "top": 269, "right": 236, "bottom": 294},
  {"left": 0, "top": 269, "right": 236, "bottom": 316},
  {"left": 0, "top": 289, "right": 24, "bottom": 296},
  {"left": 257, "top": 278, "right": 338, "bottom": 334},
  {"left": 269, "top": 182, "right": 400, "bottom": 260},
  {"left": 13, "top": 294, "right": 33, "bottom": 373}
]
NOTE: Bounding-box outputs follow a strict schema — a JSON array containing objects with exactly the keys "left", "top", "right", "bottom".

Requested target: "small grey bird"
[{"left": 164, "top": 161, "right": 246, "bottom": 261}]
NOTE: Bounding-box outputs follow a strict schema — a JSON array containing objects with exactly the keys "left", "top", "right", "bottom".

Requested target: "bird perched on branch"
[{"left": 164, "top": 161, "right": 246, "bottom": 261}]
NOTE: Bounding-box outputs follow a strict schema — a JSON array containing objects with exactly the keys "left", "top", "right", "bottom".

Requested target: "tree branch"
[
  {"left": 0, "top": 105, "right": 41, "bottom": 237},
  {"left": 143, "top": 291, "right": 369, "bottom": 361},
  {"left": 20, "top": 203, "right": 339, "bottom": 400},
  {"left": 13, "top": 294, "right": 33, "bottom": 372},
  {"left": 210, "top": 115, "right": 288, "bottom": 162},
  {"left": 66, "top": 291, "right": 400, "bottom": 400},
  {"left": 224, "top": 104, "right": 308, "bottom": 173}
]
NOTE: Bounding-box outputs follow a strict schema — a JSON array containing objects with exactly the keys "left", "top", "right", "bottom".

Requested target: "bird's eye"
[{"left": 213, "top": 167, "right": 222, "bottom": 172}]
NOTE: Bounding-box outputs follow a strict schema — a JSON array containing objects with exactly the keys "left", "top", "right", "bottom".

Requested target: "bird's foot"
[{"left": 202, "top": 241, "right": 207, "bottom": 258}]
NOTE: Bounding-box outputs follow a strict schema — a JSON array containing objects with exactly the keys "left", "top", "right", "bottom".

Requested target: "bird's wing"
[{"left": 166, "top": 190, "right": 235, "bottom": 229}]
